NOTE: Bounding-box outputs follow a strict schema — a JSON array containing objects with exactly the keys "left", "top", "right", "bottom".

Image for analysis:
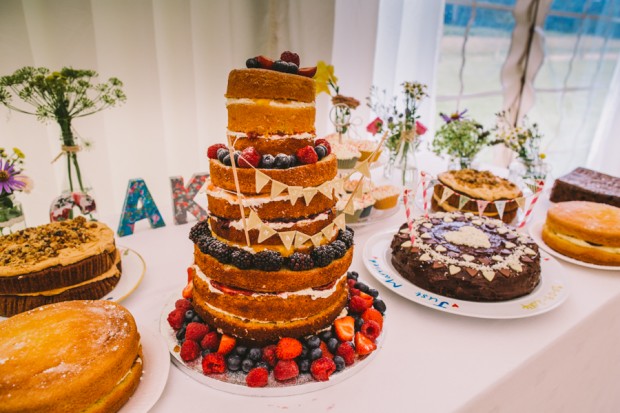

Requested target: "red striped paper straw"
[
  {"left": 421, "top": 171, "right": 429, "bottom": 218},
  {"left": 518, "top": 179, "right": 545, "bottom": 228},
  {"left": 402, "top": 189, "right": 416, "bottom": 245}
]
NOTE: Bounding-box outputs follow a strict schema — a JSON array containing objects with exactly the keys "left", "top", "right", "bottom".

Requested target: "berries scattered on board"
[
  {"left": 246, "top": 367, "right": 269, "bottom": 387},
  {"left": 276, "top": 337, "right": 303, "bottom": 360},
  {"left": 180, "top": 340, "right": 201, "bottom": 362},
  {"left": 310, "top": 357, "right": 336, "bottom": 381}
]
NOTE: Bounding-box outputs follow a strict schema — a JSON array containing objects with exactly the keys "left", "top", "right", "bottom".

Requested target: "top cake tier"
[{"left": 226, "top": 69, "right": 316, "bottom": 136}]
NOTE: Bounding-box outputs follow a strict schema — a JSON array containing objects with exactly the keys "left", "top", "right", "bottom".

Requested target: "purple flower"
[
  {"left": 0, "top": 160, "right": 25, "bottom": 195},
  {"left": 440, "top": 109, "right": 468, "bottom": 124}
]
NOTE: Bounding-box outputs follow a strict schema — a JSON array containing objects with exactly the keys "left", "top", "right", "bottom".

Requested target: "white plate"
[
  {"left": 363, "top": 229, "right": 569, "bottom": 319},
  {"left": 159, "top": 294, "right": 384, "bottom": 397},
  {"left": 103, "top": 246, "right": 146, "bottom": 302},
  {"left": 528, "top": 221, "right": 620, "bottom": 271},
  {"left": 120, "top": 326, "right": 170, "bottom": 412}
]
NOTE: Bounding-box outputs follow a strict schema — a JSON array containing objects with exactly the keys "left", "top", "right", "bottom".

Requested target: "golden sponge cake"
[
  {"left": 542, "top": 201, "right": 620, "bottom": 265},
  {"left": 0, "top": 300, "right": 142, "bottom": 413}
]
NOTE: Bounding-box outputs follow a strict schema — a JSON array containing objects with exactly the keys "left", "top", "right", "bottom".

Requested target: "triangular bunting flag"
[
  {"left": 333, "top": 213, "right": 346, "bottom": 231},
  {"left": 353, "top": 182, "right": 364, "bottom": 200},
  {"left": 439, "top": 186, "right": 454, "bottom": 206},
  {"left": 344, "top": 198, "right": 356, "bottom": 215},
  {"left": 247, "top": 210, "right": 262, "bottom": 230},
  {"left": 257, "top": 223, "right": 277, "bottom": 243},
  {"left": 294, "top": 232, "right": 311, "bottom": 248},
  {"left": 355, "top": 160, "right": 371, "bottom": 178},
  {"left": 321, "top": 223, "right": 336, "bottom": 240},
  {"left": 270, "top": 180, "right": 287, "bottom": 199},
  {"left": 476, "top": 200, "right": 490, "bottom": 217},
  {"left": 255, "top": 170, "right": 271, "bottom": 193},
  {"left": 525, "top": 181, "right": 539, "bottom": 195},
  {"left": 458, "top": 194, "right": 471, "bottom": 210},
  {"left": 333, "top": 179, "right": 344, "bottom": 195},
  {"left": 279, "top": 231, "right": 296, "bottom": 250},
  {"left": 318, "top": 182, "right": 333, "bottom": 200},
  {"left": 495, "top": 200, "right": 507, "bottom": 221},
  {"left": 515, "top": 196, "right": 527, "bottom": 211},
  {"left": 288, "top": 186, "right": 303, "bottom": 206},
  {"left": 303, "top": 187, "right": 318, "bottom": 205},
  {"left": 311, "top": 232, "right": 324, "bottom": 247}
]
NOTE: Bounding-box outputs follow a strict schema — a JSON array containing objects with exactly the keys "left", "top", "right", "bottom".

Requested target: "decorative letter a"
[{"left": 117, "top": 178, "right": 165, "bottom": 237}]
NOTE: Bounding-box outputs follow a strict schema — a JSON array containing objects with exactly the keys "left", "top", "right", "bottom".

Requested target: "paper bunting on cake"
[
  {"left": 288, "top": 186, "right": 303, "bottom": 205},
  {"left": 514, "top": 196, "right": 527, "bottom": 211},
  {"left": 476, "top": 200, "right": 490, "bottom": 217},
  {"left": 255, "top": 170, "right": 270, "bottom": 193},
  {"left": 525, "top": 181, "right": 540, "bottom": 195},
  {"left": 439, "top": 186, "right": 454, "bottom": 206},
  {"left": 257, "top": 223, "right": 277, "bottom": 243},
  {"left": 303, "top": 187, "right": 318, "bottom": 205},
  {"left": 334, "top": 213, "right": 346, "bottom": 231},
  {"left": 343, "top": 198, "right": 356, "bottom": 215},
  {"left": 356, "top": 160, "right": 371, "bottom": 178},
  {"left": 247, "top": 210, "right": 263, "bottom": 230},
  {"left": 270, "top": 180, "right": 287, "bottom": 199},
  {"left": 279, "top": 231, "right": 296, "bottom": 250},
  {"left": 321, "top": 223, "right": 337, "bottom": 240},
  {"left": 311, "top": 233, "right": 323, "bottom": 247},
  {"left": 294, "top": 232, "right": 311, "bottom": 248},
  {"left": 458, "top": 194, "right": 471, "bottom": 210},
  {"left": 495, "top": 200, "right": 507, "bottom": 221},
  {"left": 318, "top": 182, "right": 333, "bottom": 199}
]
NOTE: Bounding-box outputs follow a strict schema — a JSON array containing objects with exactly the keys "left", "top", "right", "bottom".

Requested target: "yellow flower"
[
  {"left": 314, "top": 61, "right": 338, "bottom": 96},
  {"left": 13, "top": 147, "right": 25, "bottom": 158},
  {"left": 539, "top": 153, "right": 546, "bottom": 159}
]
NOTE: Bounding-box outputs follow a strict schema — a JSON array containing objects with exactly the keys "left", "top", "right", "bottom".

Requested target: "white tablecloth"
[{"left": 117, "top": 194, "right": 620, "bottom": 413}]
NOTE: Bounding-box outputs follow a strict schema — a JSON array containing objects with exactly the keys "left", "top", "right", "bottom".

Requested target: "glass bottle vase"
[
  {"left": 0, "top": 194, "right": 26, "bottom": 235},
  {"left": 50, "top": 151, "right": 98, "bottom": 222}
]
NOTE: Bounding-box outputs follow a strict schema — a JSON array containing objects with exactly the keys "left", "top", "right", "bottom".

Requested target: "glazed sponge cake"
[
  {"left": 542, "top": 201, "right": 620, "bottom": 265},
  {"left": 0, "top": 300, "right": 142, "bottom": 413}
]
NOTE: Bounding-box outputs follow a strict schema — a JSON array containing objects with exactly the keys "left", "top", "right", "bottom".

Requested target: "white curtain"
[{"left": 0, "top": 0, "right": 335, "bottom": 227}]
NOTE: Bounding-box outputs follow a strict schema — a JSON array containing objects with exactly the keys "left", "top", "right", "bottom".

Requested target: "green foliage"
[
  {"left": 432, "top": 118, "right": 492, "bottom": 162},
  {"left": 0, "top": 66, "right": 126, "bottom": 125}
]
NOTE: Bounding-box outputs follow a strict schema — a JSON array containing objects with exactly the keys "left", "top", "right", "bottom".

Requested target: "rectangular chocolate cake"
[{"left": 549, "top": 167, "right": 620, "bottom": 208}]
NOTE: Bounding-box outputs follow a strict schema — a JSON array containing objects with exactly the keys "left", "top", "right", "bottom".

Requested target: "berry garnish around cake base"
[{"left": 160, "top": 271, "right": 387, "bottom": 395}]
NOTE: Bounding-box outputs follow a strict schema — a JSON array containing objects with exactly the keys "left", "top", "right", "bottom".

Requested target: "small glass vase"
[
  {"left": 448, "top": 155, "right": 474, "bottom": 171},
  {"left": 50, "top": 151, "right": 98, "bottom": 222},
  {"left": 508, "top": 158, "right": 550, "bottom": 185},
  {"left": 384, "top": 140, "right": 419, "bottom": 186},
  {"left": 0, "top": 194, "right": 26, "bottom": 235}
]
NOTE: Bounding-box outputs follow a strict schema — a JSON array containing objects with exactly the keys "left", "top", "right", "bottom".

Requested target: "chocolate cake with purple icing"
[{"left": 391, "top": 211, "right": 541, "bottom": 302}]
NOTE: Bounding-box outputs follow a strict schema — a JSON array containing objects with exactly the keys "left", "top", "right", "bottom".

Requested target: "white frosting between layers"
[
  {"left": 226, "top": 130, "right": 315, "bottom": 140},
  {"left": 202, "top": 300, "right": 307, "bottom": 324},
  {"left": 226, "top": 98, "right": 315, "bottom": 108},
  {"left": 554, "top": 231, "right": 620, "bottom": 254},
  {"left": 210, "top": 213, "right": 330, "bottom": 231},
  {"left": 193, "top": 264, "right": 345, "bottom": 300}
]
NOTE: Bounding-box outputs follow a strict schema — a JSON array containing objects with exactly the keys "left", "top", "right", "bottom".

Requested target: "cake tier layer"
[
  {"left": 207, "top": 182, "right": 337, "bottom": 221},
  {"left": 0, "top": 300, "right": 141, "bottom": 413},
  {"left": 209, "top": 209, "right": 335, "bottom": 246},
  {"left": 229, "top": 131, "right": 314, "bottom": 155},
  {"left": 193, "top": 264, "right": 347, "bottom": 322},
  {"left": 194, "top": 245, "right": 353, "bottom": 292},
  {"left": 390, "top": 213, "right": 540, "bottom": 302},
  {"left": 226, "top": 69, "right": 315, "bottom": 102},
  {"left": 228, "top": 102, "right": 315, "bottom": 136},
  {"left": 193, "top": 283, "right": 347, "bottom": 344},
  {"left": 0, "top": 258, "right": 122, "bottom": 317},
  {"left": 0, "top": 247, "right": 118, "bottom": 294},
  {"left": 209, "top": 154, "right": 337, "bottom": 195}
]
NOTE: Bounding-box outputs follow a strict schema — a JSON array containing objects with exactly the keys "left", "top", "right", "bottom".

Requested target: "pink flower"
[
  {"left": 415, "top": 121, "right": 427, "bottom": 136},
  {"left": 366, "top": 117, "right": 383, "bottom": 135}
]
